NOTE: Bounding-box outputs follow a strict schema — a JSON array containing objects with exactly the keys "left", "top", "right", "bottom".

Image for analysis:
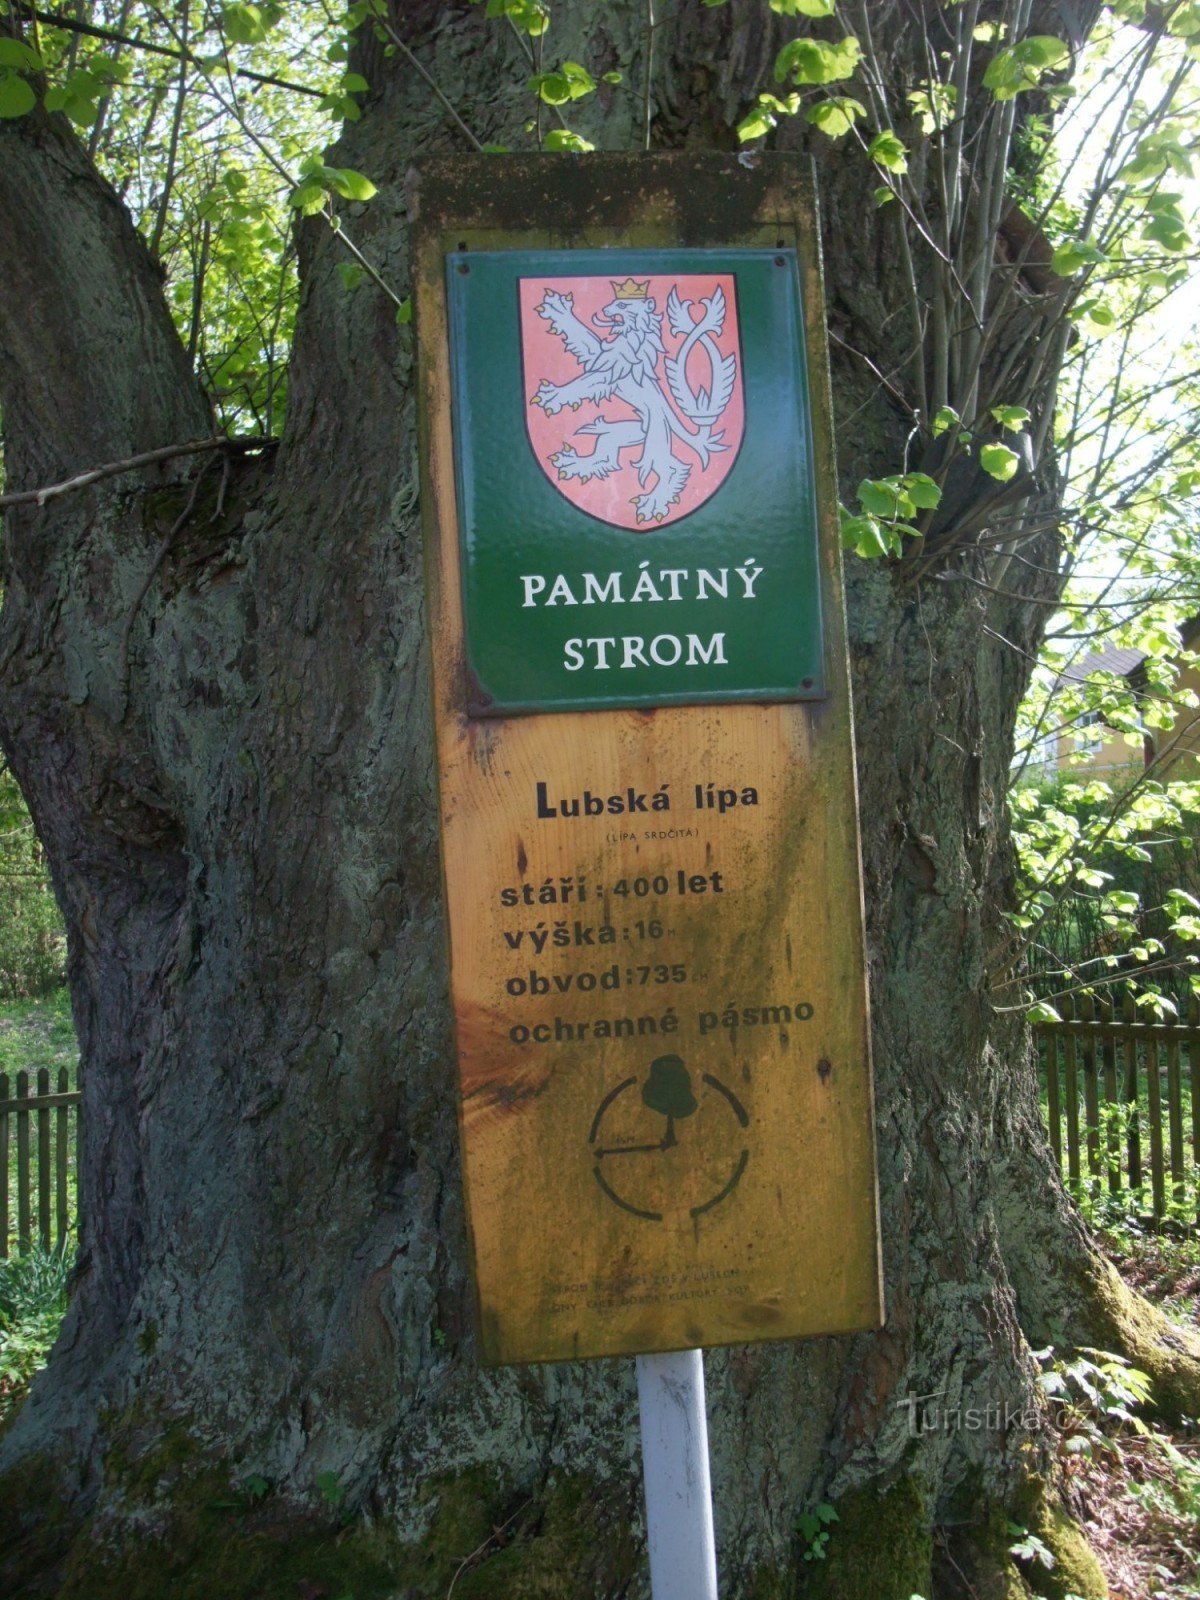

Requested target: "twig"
[
  {"left": 326, "top": 208, "right": 406, "bottom": 312},
  {"left": 17, "top": 3, "right": 325, "bottom": 96},
  {"left": 643, "top": 0, "right": 655, "bottom": 151},
  {"left": 0, "top": 436, "right": 274, "bottom": 511},
  {"left": 445, "top": 1500, "right": 529, "bottom": 1598},
  {"left": 376, "top": 14, "right": 484, "bottom": 152},
  {"left": 148, "top": 0, "right": 191, "bottom": 261}
]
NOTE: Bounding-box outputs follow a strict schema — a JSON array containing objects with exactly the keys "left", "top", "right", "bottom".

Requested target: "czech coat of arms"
[{"left": 520, "top": 273, "right": 744, "bottom": 530}]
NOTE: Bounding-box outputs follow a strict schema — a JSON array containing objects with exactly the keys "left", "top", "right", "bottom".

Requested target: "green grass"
[{"left": 0, "top": 989, "right": 78, "bottom": 1083}]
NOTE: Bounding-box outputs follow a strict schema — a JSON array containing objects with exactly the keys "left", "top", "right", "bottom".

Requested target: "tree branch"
[
  {"left": 0, "top": 435, "right": 274, "bottom": 511},
  {"left": 0, "top": 88, "right": 210, "bottom": 490},
  {"left": 16, "top": 4, "right": 325, "bottom": 97}
]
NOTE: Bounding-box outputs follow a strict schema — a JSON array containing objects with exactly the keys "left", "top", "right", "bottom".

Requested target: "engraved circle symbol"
[{"left": 588, "top": 1055, "right": 750, "bottom": 1222}]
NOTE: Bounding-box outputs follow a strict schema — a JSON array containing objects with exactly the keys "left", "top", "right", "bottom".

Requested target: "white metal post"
[{"left": 636, "top": 1348, "right": 719, "bottom": 1600}]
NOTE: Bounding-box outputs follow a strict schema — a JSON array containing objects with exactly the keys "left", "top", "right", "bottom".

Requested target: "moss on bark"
[
  {"left": 0, "top": 1452, "right": 79, "bottom": 1598},
  {"left": 1023, "top": 1500, "right": 1107, "bottom": 1600},
  {"left": 0, "top": 1427, "right": 640, "bottom": 1600},
  {"left": 940, "top": 1476, "right": 1107, "bottom": 1600},
  {"left": 796, "top": 1477, "right": 932, "bottom": 1600},
  {"left": 1072, "top": 1255, "right": 1200, "bottom": 1422}
]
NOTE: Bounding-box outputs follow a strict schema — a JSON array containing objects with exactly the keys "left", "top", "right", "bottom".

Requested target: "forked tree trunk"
[{"left": 1, "top": 4, "right": 1196, "bottom": 1598}]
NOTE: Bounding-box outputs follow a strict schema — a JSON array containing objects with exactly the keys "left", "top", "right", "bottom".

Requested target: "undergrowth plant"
[{"left": 0, "top": 1245, "right": 72, "bottom": 1429}]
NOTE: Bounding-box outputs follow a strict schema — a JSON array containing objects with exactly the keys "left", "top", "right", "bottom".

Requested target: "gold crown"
[{"left": 611, "top": 277, "right": 650, "bottom": 299}]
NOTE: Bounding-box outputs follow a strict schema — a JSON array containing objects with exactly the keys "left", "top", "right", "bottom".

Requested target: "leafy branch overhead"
[{"left": 1, "top": 0, "right": 1199, "bottom": 1023}]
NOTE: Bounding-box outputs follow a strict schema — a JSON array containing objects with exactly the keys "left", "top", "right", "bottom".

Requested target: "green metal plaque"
[{"left": 447, "top": 248, "right": 824, "bottom": 715}]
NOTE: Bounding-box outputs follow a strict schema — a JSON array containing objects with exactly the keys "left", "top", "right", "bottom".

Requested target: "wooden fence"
[
  {"left": 0, "top": 1001, "right": 1195, "bottom": 1255},
  {"left": 1036, "top": 994, "right": 1200, "bottom": 1219},
  {"left": 0, "top": 1068, "right": 79, "bottom": 1257}
]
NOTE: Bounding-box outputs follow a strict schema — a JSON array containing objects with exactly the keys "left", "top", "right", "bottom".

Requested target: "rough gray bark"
[{"left": 1, "top": 3, "right": 1194, "bottom": 1597}]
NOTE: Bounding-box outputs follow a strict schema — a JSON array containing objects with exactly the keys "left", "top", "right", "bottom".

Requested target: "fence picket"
[
  {"left": 1045, "top": 1029, "right": 1061, "bottom": 1169},
  {"left": 1064, "top": 998, "right": 1081, "bottom": 1190},
  {"left": 56, "top": 1067, "right": 70, "bottom": 1246},
  {"left": 1147, "top": 1033, "right": 1166, "bottom": 1219},
  {"left": 1081, "top": 994, "right": 1101, "bottom": 1191},
  {"left": 1123, "top": 993, "right": 1142, "bottom": 1192},
  {"left": 36, "top": 1067, "right": 51, "bottom": 1251},
  {"left": 0, "top": 1065, "right": 81, "bottom": 1255},
  {"left": 1166, "top": 1030, "right": 1185, "bottom": 1208},
  {"left": 1101, "top": 997, "right": 1120, "bottom": 1194},
  {"left": 0, "top": 1072, "right": 8, "bottom": 1260},
  {"left": 1036, "top": 996, "right": 1197, "bottom": 1224},
  {"left": 16, "top": 1069, "right": 30, "bottom": 1254}
]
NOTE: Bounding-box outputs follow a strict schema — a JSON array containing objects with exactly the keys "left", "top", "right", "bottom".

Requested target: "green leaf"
[
  {"left": 341, "top": 71, "right": 369, "bottom": 92},
  {"left": 396, "top": 297, "right": 413, "bottom": 325},
  {"left": 737, "top": 106, "right": 776, "bottom": 142},
  {"left": 904, "top": 473, "right": 942, "bottom": 510},
  {"left": 544, "top": 128, "right": 595, "bottom": 153},
  {"left": 1168, "top": 0, "right": 1200, "bottom": 35},
  {"left": 775, "top": 35, "right": 860, "bottom": 86},
  {"left": 530, "top": 71, "right": 570, "bottom": 105},
  {"left": 1027, "top": 999, "right": 1062, "bottom": 1024},
  {"left": 1117, "top": 133, "right": 1189, "bottom": 185},
  {"left": 769, "top": 0, "right": 836, "bottom": 13},
  {"left": 559, "top": 61, "right": 597, "bottom": 98},
  {"left": 222, "top": 3, "right": 270, "bottom": 44},
  {"left": 1071, "top": 297, "right": 1116, "bottom": 337},
  {"left": 1049, "top": 238, "right": 1104, "bottom": 276},
  {"left": 931, "top": 405, "right": 960, "bottom": 437},
  {"left": 840, "top": 511, "right": 890, "bottom": 560},
  {"left": 288, "top": 182, "right": 326, "bottom": 215},
  {"left": 487, "top": 0, "right": 549, "bottom": 34},
  {"left": 0, "top": 72, "right": 35, "bottom": 118},
  {"left": 989, "top": 405, "right": 1030, "bottom": 432},
  {"left": 983, "top": 35, "right": 1069, "bottom": 100},
  {"left": 324, "top": 166, "right": 377, "bottom": 201},
  {"left": 858, "top": 477, "right": 907, "bottom": 517},
  {"left": 907, "top": 82, "right": 956, "bottom": 133},
  {"left": 1142, "top": 210, "right": 1189, "bottom": 251},
  {"left": 315, "top": 1470, "right": 344, "bottom": 1507},
  {"left": 0, "top": 38, "right": 42, "bottom": 70},
  {"left": 979, "top": 443, "right": 1019, "bottom": 482},
  {"left": 336, "top": 262, "right": 366, "bottom": 290},
  {"left": 805, "top": 96, "right": 865, "bottom": 139},
  {"left": 602, "top": 71, "right": 622, "bottom": 84},
  {"left": 867, "top": 129, "right": 908, "bottom": 173}
]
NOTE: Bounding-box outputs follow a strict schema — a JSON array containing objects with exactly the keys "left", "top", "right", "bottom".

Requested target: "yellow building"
[{"left": 1055, "top": 616, "right": 1200, "bottom": 780}]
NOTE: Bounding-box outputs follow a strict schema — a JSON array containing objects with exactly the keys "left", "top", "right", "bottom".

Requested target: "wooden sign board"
[{"left": 412, "top": 155, "right": 882, "bottom": 1366}]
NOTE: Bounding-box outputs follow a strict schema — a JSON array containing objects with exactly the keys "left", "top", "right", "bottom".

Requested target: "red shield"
[{"left": 520, "top": 273, "right": 745, "bottom": 530}]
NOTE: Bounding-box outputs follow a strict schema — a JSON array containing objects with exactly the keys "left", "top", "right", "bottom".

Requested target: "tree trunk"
[{"left": 1, "top": 3, "right": 1196, "bottom": 1598}]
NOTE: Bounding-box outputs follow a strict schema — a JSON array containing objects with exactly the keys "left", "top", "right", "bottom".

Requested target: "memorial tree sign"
[{"left": 412, "top": 156, "right": 883, "bottom": 1366}]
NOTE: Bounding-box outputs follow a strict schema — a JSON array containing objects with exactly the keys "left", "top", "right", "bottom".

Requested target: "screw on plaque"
[{"left": 642, "top": 1055, "right": 697, "bottom": 1151}]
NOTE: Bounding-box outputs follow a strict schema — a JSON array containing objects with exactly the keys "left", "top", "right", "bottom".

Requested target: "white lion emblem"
[{"left": 529, "top": 278, "right": 739, "bottom": 525}]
